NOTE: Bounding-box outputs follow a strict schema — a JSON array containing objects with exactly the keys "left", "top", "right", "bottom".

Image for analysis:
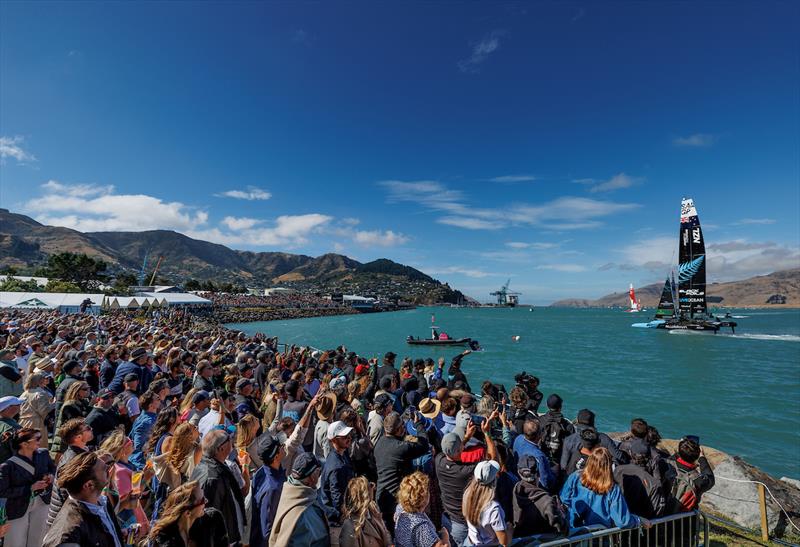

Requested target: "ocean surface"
[{"left": 227, "top": 306, "right": 800, "bottom": 479}]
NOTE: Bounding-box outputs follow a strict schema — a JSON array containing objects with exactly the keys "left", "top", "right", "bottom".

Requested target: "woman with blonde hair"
[
  {"left": 462, "top": 460, "right": 511, "bottom": 546},
  {"left": 560, "top": 446, "right": 648, "bottom": 530},
  {"left": 19, "top": 372, "right": 54, "bottom": 441},
  {"left": 100, "top": 429, "right": 150, "bottom": 538},
  {"left": 236, "top": 414, "right": 263, "bottom": 469},
  {"left": 394, "top": 471, "right": 449, "bottom": 547},
  {"left": 50, "top": 381, "right": 91, "bottom": 454},
  {"left": 148, "top": 481, "right": 208, "bottom": 547},
  {"left": 341, "top": 476, "right": 391, "bottom": 547}
]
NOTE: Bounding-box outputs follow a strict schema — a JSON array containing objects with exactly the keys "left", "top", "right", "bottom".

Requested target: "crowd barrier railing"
[{"left": 511, "top": 510, "right": 708, "bottom": 547}]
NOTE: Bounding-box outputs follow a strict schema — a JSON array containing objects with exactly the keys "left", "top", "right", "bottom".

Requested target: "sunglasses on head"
[{"left": 191, "top": 496, "right": 208, "bottom": 509}]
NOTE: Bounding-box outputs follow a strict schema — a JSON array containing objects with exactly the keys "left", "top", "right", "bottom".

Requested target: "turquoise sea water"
[{"left": 227, "top": 307, "right": 800, "bottom": 478}]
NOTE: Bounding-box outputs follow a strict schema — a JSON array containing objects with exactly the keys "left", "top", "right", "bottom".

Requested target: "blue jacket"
[
  {"left": 108, "top": 362, "right": 153, "bottom": 395},
  {"left": 250, "top": 465, "right": 286, "bottom": 547},
  {"left": 560, "top": 471, "right": 639, "bottom": 529},
  {"left": 512, "top": 435, "right": 557, "bottom": 492},
  {"left": 319, "top": 449, "right": 353, "bottom": 525},
  {"left": 128, "top": 411, "right": 156, "bottom": 470}
]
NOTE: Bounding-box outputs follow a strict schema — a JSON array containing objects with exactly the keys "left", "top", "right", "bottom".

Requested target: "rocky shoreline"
[{"left": 622, "top": 436, "right": 800, "bottom": 539}]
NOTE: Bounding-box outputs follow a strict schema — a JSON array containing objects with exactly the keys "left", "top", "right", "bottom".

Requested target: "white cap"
[
  {"left": 327, "top": 421, "right": 354, "bottom": 440},
  {"left": 474, "top": 459, "right": 500, "bottom": 485},
  {"left": 0, "top": 396, "right": 24, "bottom": 412}
]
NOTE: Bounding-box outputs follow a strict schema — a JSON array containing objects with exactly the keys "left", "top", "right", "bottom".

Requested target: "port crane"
[{"left": 490, "top": 279, "right": 521, "bottom": 306}]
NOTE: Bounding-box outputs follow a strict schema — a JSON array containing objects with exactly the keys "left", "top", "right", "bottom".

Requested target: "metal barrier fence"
[{"left": 512, "top": 511, "right": 709, "bottom": 547}]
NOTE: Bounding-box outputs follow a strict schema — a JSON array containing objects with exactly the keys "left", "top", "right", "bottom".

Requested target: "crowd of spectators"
[{"left": 0, "top": 307, "right": 715, "bottom": 546}]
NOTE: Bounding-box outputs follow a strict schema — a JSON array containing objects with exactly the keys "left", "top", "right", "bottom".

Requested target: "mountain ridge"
[
  {"left": 0, "top": 209, "right": 465, "bottom": 303},
  {"left": 550, "top": 268, "right": 800, "bottom": 308}
]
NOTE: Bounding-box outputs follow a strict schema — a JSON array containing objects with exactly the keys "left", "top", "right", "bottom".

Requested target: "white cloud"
[
  {"left": 438, "top": 216, "right": 505, "bottom": 230},
  {"left": 427, "top": 266, "right": 493, "bottom": 278},
  {"left": 31, "top": 181, "right": 208, "bottom": 232},
  {"left": 380, "top": 179, "right": 640, "bottom": 231},
  {"left": 341, "top": 217, "right": 361, "bottom": 226},
  {"left": 214, "top": 186, "right": 272, "bottom": 201},
  {"left": 536, "top": 264, "right": 588, "bottom": 273},
  {"left": 588, "top": 173, "right": 643, "bottom": 193},
  {"left": 458, "top": 30, "right": 504, "bottom": 73},
  {"left": 505, "top": 241, "right": 558, "bottom": 250},
  {"left": 614, "top": 235, "right": 800, "bottom": 280},
  {"left": 222, "top": 216, "right": 262, "bottom": 231},
  {"left": 673, "top": 133, "right": 717, "bottom": 147},
  {"left": 28, "top": 181, "right": 333, "bottom": 248},
  {"left": 42, "top": 180, "right": 114, "bottom": 198},
  {"left": 0, "top": 136, "right": 36, "bottom": 163},
  {"left": 352, "top": 229, "right": 409, "bottom": 247},
  {"left": 736, "top": 218, "right": 777, "bottom": 225},
  {"left": 489, "top": 175, "right": 536, "bottom": 183}
]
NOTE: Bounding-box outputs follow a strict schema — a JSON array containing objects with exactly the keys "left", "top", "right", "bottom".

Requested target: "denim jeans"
[{"left": 449, "top": 519, "right": 469, "bottom": 547}]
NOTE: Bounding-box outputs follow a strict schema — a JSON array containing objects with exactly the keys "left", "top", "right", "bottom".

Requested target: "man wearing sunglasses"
[
  {"left": 190, "top": 429, "right": 247, "bottom": 546},
  {"left": 42, "top": 451, "right": 124, "bottom": 547}
]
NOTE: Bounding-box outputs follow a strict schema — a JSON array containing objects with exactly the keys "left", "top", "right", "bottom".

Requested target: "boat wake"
[{"left": 668, "top": 331, "right": 800, "bottom": 342}]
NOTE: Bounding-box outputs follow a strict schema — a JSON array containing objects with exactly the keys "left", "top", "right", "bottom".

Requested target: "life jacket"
[{"left": 667, "top": 457, "right": 701, "bottom": 512}]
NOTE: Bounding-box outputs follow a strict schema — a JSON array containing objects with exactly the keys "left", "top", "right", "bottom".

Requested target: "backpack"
[
  {"left": 542, "top": 416, "right": 567, "bottom": 462},
  {"left": 667, "top": 459, "right": 701, "bottom": 512}
]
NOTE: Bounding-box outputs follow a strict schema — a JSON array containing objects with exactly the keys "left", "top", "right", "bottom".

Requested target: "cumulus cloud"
[
  {"left": 352, "top": 229, "right": 409, "bottom": 247},
  {"left": 31, "top": 181, "right": 209, "bottom": 233},
  {"left": 222, "top": 216, "right": 262, "bottom": 231},
  {"left": 588, "top": 173, "right": 643, "bottom": 193},
  {"left": 613, "top": 235, "right": 799, "bottom": 280},
  {"left": 673, "top": 133, "right": 717, "bottom": 147},
  {"left": 214, "top": 186, "right": 272, "bottom": 201},
  {"left": 0, "top": 136, "right": 36, "bottom": 163},
  {"left": 27, "top": 181, "right": 335, "bottom": 247},
  {"left": 489, "top": 175, "right": 536, "bottom": 183},
  {"left": 458, "top": 30, "right": 504, "bottom": 73}
]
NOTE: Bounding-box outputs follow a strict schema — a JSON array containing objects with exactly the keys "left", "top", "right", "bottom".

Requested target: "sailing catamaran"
[
  {"left": 632, "top": 198, "right": 737, "bottom": 333},
  {"left": 625, "top": 284, "right": 643, "bottom": 312}
]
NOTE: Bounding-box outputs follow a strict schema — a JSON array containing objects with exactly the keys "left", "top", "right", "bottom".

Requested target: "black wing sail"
[
  {"left": 654, "top": 277, "right": 676, "bottom": 319},
  {"left": 677, "top": 198, "right": 707, "bottom": 318}
]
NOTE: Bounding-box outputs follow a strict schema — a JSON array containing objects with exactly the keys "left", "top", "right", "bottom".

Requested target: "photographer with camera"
[{"left": 514, "top": 372, "right": 543, "bottom": 415}]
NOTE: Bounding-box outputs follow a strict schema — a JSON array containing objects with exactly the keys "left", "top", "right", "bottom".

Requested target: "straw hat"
[
  {"left": 315, "top": 392, "right": 337, "bottom": 421},
  {"left": 419, "top": 397, "right": 442, "bottom": 420}
]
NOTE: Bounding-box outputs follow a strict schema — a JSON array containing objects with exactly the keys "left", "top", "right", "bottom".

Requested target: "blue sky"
[{"left": 1, "top": 1, "right": 798, "bottom": 303}]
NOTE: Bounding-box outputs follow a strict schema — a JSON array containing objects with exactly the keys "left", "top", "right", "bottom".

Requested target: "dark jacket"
[
  {"left": 250, "top": 465, "right": 286, "bottom": 547},
  {"left": 192, "top": 375, "right": 215, "bottom": 393},
  {"left": 614, "top": 462, "right": 666, "bottom": 518},
  {"left": 108, "top": 362, "right": 153, "bottom": 395},
  {"left": 234, "top": 394, "right": 262, "bottom": 423},
  {"left": 42, "top": 495, "right": 124, "bottom": 547},
  {"left": 55, "top": 374, "right": 81, "bottom": 417},
  {"left": 374, "top": 431, "right": 430, "bottom": 523},
  {"left": 512, "top": 479, "right": 568, "bottom": 537},
  {"left": 190, "top": 456, "right": 247, "bottom": 543},
  {"left": 85, "top": 406, "right": 122, "bottom": 445},
  {"left": 538, "top": 410, "right": 575, "bottom": 465},
  {"left": 151, "top": 508, "right": 230, "bottom": 547},
  {"left": 0, "top": 448, "right": 56, "bottom": 519},
  {"left": 319, "top": 449, "right": 353, "bottom": 525},
  {"left": 99, "top": 359, "right": 117, "bottom": 390},
  {"left": 561, "top": 424, "right": 626, "bottom": 470},
  {"left": 47, "top": 444, "right": 90, "bottom": 526}
]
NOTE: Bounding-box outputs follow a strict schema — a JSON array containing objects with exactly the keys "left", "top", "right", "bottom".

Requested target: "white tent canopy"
[
  {"left": 0, "top": 292, "right": 105, "bottom": 314},
  {"left": 136, "top": 292, "right": 212, "bottom": 306}
]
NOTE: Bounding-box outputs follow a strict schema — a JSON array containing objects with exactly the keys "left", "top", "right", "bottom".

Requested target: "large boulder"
[
  {"left": 701, "top": 455, "right": 800, "bottom": 538},
  {"left": 611, "top": 435, "right": 800, "bottom": 538}
]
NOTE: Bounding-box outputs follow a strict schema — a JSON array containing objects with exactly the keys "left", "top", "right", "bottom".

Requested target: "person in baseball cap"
[
  {"left": 290, "top": 452, "right": 322, "bottom": 481},
  {"left": 461, "top": 459, "right": 508, "bottom": 545}
]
